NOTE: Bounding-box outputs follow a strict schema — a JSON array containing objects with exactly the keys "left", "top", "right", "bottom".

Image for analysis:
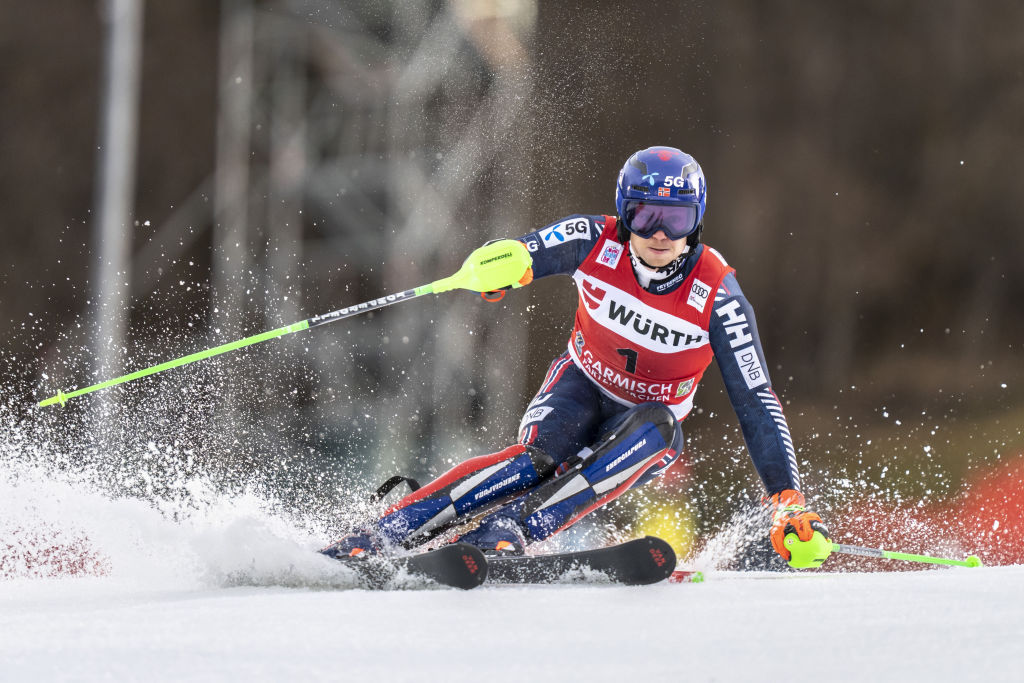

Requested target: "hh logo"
[{"left": 581, "top": 280, "right": 606, "bottom": 310}]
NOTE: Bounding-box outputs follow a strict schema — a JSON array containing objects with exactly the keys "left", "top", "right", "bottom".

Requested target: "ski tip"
[{"left": 669, "top": 570, "right": 705, "bottom": 584}]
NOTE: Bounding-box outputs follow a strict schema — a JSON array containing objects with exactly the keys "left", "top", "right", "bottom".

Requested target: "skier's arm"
[
  {"left": 463, "top": 215, "right": 600, "bottom": 295},
  {"left": 709, "top": 273, "right": 801, "bottom": 496},
  {"left": 710, "top": 274, "right": 830, "bottom": 565},
  {"left": 514, "top": 215, "right": 606, "bottom": 279}
]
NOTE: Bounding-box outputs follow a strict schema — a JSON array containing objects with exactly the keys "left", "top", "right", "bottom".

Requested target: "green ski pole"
[
  {"left": 785, "top": 531, "right": 983, "bottom": 569},
  {"left": 829, "top": 541, "right": 983, "bottom": 568},
  {"left": 38, "top": 239, "right": 532, "bottom": 408}
]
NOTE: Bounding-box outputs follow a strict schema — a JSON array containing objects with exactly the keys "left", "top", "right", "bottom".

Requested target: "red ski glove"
[{"left": 768, "top": 489, "right": 829, "bottom": 562}]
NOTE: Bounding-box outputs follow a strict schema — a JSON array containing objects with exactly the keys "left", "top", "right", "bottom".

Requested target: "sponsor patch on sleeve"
[
  {"left": 518, "top": 405, "right": 554, "bottom": 433},
  {"left": 733, "top": 346, "right": 767, "bottom": 389},
  {"left": 541, "top": 218, "right": 592, "bottom": 247}
]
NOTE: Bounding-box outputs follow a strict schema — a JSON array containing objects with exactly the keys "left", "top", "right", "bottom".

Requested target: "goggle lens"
[{"left": 623, "top": 201, "right": 699, "bottom": 240}]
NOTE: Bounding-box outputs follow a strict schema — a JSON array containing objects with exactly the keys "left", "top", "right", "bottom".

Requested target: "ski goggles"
[{"left": 621, "top": 201, "right": 700, "bottom": 240}]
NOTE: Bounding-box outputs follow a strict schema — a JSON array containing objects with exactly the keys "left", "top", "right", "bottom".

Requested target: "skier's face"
[{"left": 629, "top": 229, "right": 688, "bottom": 267}]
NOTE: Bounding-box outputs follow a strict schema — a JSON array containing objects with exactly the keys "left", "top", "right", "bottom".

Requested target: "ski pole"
[
  {"left": 37, "top": 239, "right": 532, "bottom": 408},
  {"left": 786, "top": 531, "right": 983, "bottom": 569},
  {"left": 829, "top": 541, "right": 983, "bottom": 568}
]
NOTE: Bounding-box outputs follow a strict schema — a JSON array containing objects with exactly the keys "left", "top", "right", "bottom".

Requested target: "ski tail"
[
  {"left": 486, "top": 536, "right": 677, "bottom": 586},
  {"left": 332, "top": 543, "right": 487, "bottom": 590}
]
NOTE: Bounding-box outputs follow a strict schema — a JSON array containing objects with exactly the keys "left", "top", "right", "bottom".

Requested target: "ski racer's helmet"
[{"left": 614, "top": 146, "right": 706, "bottom": 250}]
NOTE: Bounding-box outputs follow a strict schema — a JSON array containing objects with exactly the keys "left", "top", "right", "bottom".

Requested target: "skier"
[{"left": 322, "top": 146, "right": 829, "bottom": 566}]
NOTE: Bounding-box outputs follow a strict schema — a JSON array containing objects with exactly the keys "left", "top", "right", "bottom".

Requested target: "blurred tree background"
[{"left": 1, "top": 0, "right": 1022, "bottom": 549}]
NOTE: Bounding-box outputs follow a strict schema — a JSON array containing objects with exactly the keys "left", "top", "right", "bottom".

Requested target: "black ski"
[
  {"left": 333, "top": 542, "right": 487, "bottom": 590},
  {"left": 486, "top": 536, "right": 676, "bottom": 586}
]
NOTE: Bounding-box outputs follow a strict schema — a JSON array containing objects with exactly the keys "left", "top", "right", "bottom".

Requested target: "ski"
[
  {"left": 486, "top": 535, "right": 676, "bottom": 586},
  {"left": 333, "top": 542, "right": 487, "bottom": 590}
]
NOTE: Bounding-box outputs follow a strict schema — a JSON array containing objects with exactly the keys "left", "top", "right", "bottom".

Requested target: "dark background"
[{"left": 2, "top": 1, "right": 1022, "bottom": 549}]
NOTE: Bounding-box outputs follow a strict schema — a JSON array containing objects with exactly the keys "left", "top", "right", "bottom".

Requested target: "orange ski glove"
[{"left": 768, "top": 489, "right": 830, "bottom": 562}]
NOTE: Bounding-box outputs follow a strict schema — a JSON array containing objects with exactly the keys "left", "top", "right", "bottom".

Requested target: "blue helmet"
[{"left": 614, "top": 146, "right": 706, "bottom": 247}]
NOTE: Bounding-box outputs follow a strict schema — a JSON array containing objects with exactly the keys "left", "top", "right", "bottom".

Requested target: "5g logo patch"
[{"left": 542, "top": 218, "right": 591, "bottom": 246}]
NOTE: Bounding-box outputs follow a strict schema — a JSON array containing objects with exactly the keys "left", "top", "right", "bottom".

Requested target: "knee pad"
[
  {"left": 600, "top": 402, "right": 680, "bottom": 452},
  {"left": 611, "top": 403, "right": 684, "bottom": 488},
  {"left": 512, "top": 402, "right": 683, "bottom": 542}
]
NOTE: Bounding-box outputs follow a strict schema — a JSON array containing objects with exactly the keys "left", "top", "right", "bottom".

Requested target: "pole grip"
[{"left": 431, "top": 240, "right": 532, "bottom": 294}]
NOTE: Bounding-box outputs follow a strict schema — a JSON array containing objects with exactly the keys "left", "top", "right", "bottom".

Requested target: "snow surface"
[
  {"left": 2, "top": 457, "right": 1020, "bottom": 683},
  {"left": 2, "top": 563, "right": 1020, "bottom": 682},
  {"left": 3, "top": 411, "right": 1021, "bottom": 682}
]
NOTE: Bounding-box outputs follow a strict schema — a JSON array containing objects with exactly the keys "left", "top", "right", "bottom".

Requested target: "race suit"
[{"left": 515, "top": 214, "right": 801, "bottom": 496}]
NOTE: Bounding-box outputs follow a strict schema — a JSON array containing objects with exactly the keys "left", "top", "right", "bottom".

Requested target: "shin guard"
[{"left": 375, "top": 444, "right": 555, "bottom": 546}]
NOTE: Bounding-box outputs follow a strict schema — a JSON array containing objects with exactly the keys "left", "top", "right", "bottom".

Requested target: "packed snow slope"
[
  {"left": 1, "top": 452, "right": 1019, "bottom": 683},
  {"left": 3, "top": 394, "right": 1023, "bottom": 682},
  {"left": 1, "top": 564, "right": 1020, "bottom": 682}
]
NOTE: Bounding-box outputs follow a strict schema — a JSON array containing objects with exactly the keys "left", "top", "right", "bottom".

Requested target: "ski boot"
[
  {"left": 458, "top": 514, "right": 528, "bottom": 556},
  {"left": 320, "top": 528, "right": 384, "bottom": 559}
]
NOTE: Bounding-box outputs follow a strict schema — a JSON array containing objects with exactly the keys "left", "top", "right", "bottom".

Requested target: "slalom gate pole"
[
  {"left": 37, "top": 240, "right": 532, "bottom": 408},
  {"left": 830, "top": 542, "right": 983, "bottom": 568}
]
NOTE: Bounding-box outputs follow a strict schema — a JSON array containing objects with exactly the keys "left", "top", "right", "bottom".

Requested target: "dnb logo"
[{"left": 581, "top": 280, "right": 606, "bottom": 310}]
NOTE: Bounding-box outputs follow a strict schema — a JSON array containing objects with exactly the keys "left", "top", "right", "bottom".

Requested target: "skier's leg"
[
  {"left": 515, "top": 353, "right": 606, "bottom": 465},
  {"left": 320, "top": 444, "right": 556, "bottom": 557},
  {"left": 375, "top": 444, "right": 556, "bottom": 545},
  {"left": 459, "top": 401, "right": 683, "bottom": 552},
  {"left": 322, "top": 354, "right": 605, "bottom": 558},
  {"left": 623, "top": 409, "right": 685, "bottom": 489},
  {"left": 372, "top": 354, "right": 611, "bottom": 546}
]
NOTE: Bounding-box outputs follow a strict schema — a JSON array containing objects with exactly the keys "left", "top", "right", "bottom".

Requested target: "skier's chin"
[{"left": 640, "top": 248, "right": 676, "bottom": 267}]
